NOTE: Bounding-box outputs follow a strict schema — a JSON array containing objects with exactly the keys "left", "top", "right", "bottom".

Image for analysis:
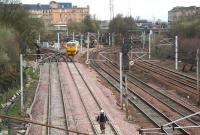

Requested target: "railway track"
[
  {"left": 104, "top": 61, "right": 200, "bottom": 126},
  {"left": 134, "top": 61, "right": 197, "bottom": 95},
  {"left": 47, "top": 60, "right": 69, "bottom": 135},
  {"left": 104, "top": 48, "right": 198, "bottom": 97},
  {"left": 142, "top": 61, "right": 197, "bottom": 87},
  {"left": 89, "top": 48, "right": 189, "bottom": 135},
  {"left": 66, "top": 62, "right": 120, "bottom": 135}
]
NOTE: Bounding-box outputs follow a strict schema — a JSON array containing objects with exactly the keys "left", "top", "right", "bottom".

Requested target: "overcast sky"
[{"left": 21, "top": 0, "right": 200, "bottom": 21}]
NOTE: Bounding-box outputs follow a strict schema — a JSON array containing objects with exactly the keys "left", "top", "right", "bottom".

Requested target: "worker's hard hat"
[{"left": 101, "top": 109, "right": 104, "bottom": 113}]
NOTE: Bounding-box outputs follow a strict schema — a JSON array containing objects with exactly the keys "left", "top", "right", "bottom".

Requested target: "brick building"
[
  {"left": 23, "top": 1, "right": 89, "bottom": 25},
  {"left": 168, "top": 6, "right": 200, "bottom": 23}
]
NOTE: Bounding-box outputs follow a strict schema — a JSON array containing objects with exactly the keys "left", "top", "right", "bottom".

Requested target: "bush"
[
  {"left": 0, "top": 26, "right": 20, "bottom": 92},
  {"left": 170, "top": 15, "right": 200, "bottom": 38},
  {"left": 0, "top": 0, "right": 44, "bottom": 52},
  {"left": 152, "top": 45, "right": 174, "bottom": 59},
  {"left": 68, "top": 15, "right": 99, "bottom": 33},
  {"left": 179, "top": 38, "right": 200, "bottom": 65},
  {"left": 168, "top": 15, "right": 200, "bottom": 64},
  {"left": 0, "top": 0, "right": 43, "bottom": 92}
]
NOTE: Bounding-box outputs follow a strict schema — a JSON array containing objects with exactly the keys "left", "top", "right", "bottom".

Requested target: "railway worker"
[{"left": 96, "top": 109, "right": 108, "bottom": 134}]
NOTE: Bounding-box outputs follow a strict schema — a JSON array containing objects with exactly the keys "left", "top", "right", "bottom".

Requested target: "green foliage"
[
  {"left": 0, "top": 0, "right": 44, "bottom": 51},
  {"left": 0, "top": 27, "right": 20, "bottom": 62},
  {"left": 68, "top": 15, "right": 99, "bottom": 33},
  {"left": 83, "top": 15, "right": 99, "bottom": 32},
  {"left": 0, "top": 26, "right": 20, "bottom": 92},
  {"left": 0, "top": 87, "right": 19, "bottom": 105},
  {"left": 169, "top": 15, "right": 200, "bottom": 64},
  {"left": 109, "top": 14, "right": 137, "bottom": 34},
  {"left": 152, "top": 45, "right": 174, "bottom": 59},
  {"left": 25, "top": 66, "right": 39, "bottom": 80},
  {"left": 179, "top": 38, "right": 199, "bottom": 65},
  {"left": 68, "top": 22, "right": 85, "bottom": 33},
  {"left": 6, "top": 100, "right": 20, "bottom": 116},
  {"left": 170, "top": 15, "right": 200, "bottom": 38},
  {"left": 0, "top": 0, "right": 44, "bottom": 92}
]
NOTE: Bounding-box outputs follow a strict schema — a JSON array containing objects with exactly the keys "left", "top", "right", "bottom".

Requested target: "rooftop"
[
  {"left": 23, "top": 2, "right": 72, "bottom": 10},
  {"left": 23, "top": 4, "right": 49, "bottom": 10},
  {"left": 169, "top": 6, "right": 200, "bottom": 12}
]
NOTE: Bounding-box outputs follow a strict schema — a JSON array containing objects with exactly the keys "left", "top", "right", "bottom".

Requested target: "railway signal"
[
  {"left": 121, "top": 39, "right": 132, "bottom": 71},
  {"left": 120, "top": 38, "right": 133, "bottom": 119}
]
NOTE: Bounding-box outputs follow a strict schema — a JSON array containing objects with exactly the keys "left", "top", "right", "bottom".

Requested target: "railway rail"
[
  {"left": 104, "top": 60, "right": 200, "bottom": 126},
  {"left": 134, "top": 61, "right": 197, "bottom": 95},
  {"left": 89, "top": 48, "right": 189, "bottom": 135},
  {"left": 66, "top": 62, "right": 120, "bottom": 135},
  {"left": 47, "top": 60, "right": 69, "bottom": 135},
  {"left": 104, "top": 47, "right": 198, "bottom": 97},
  {"left": 142, "top": 61, "right": 197, "bottom": 87}
]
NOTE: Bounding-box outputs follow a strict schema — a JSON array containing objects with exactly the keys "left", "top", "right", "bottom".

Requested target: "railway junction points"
[
  {"left": 5, "top": 44, "right": 197, "bottom": 135},
  {"left": 1, "top": 0, "right": 200, "bottom": 134}
]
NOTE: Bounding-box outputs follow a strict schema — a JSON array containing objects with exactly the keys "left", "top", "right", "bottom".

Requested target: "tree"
[
  {"left": 170, "top": 15, "right": 200, "bottom": 38},
  {"left": 109, "top": 14, "right": 137, "bottom": 35},
  {"left": 0, "top": 26, "right": 20, "bottom": 92},
  {"left": 0, "top": 0, "right": 44, "bottom": 52},
  {"left": 0, "top": 0, "right": 44, "bottom": 92},
  {"left": 68, "top": 15, "right": 99, "bottom": 33},
  {"left": 168, "top": 15, "right": 200, "bottom": 71},
  {"left": 83, "top": 15, "right": 99, "bottom": 32},
  {"left": 68, "top": 21, "right": 85, "bottom": 33}
]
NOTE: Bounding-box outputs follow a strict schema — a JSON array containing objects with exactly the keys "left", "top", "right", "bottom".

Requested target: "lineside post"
[
  {"left": 39, "top": 33, "right": 41, "bottom": 43},
  {"left": 125, "top": 73, "right": 129, "bottom": 119},
  {"left": 197, "top": 48, "right": 200, "bottom": 105},
  {"left": 57, "top": 32, "right": 60, "bottom": 50},
  {"left": 97, "top": 31, "right": 99, "bottom": 42},
  {"left": 175, "top": 36, "right": 178, "bottom": 70},
  {"left": 143, "top": 31, "right": 145, "bottom": 49},
  {"left": 109, "top": 33, "right": 111, "bottom": 46},
  {"left": 86, "top": 32, "right": 90, "bottom": 63},
  {"left": 120, "top": 52, "right": 123, "bottom": 108},
  {"left": 80, "top": 34, "right": 83, "bottom": 53},
  {"left": 20, "top": 54, "right": 24, "bottom": 112},
  {"left": 97, "top": 31, "right": 99, "bottom": 48},
  {"left": 149, "top": 30, "right": 152, "bottom": 59},
  {"left": 112, "top": 33, "right": 115, "bottom": 46}
]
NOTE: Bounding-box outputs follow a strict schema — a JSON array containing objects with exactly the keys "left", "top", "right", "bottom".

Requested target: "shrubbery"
[
  {"left": 0, "top": 0, "right": 44, "bottom": 92},
  {"left": 68, "top": 15, "right": 99, "bottom": 33},
  {"left": 109, "top": 14, "right": 137, "bottom": 45},
  {"left": 0, "top": 26, "right": 20, "bottom": 92},
  {"left": 170, "top": 15, "right": 200, "bottom": 65},
  {"left": 153, "top": 15, "right": 200, "bottom": 66},
  {"left": 170, "top": 15, "right": 200, "bottom": 38}
]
